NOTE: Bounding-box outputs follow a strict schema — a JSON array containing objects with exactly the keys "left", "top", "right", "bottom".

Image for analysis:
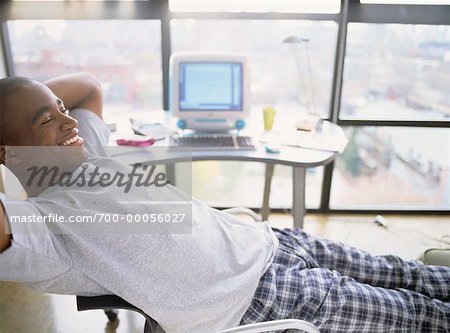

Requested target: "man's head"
[
  {"left": 0, "top": 77, "right": 87, "bottom": 195},
  {"left": 0, "top": 76, "right": 84, "bottom": 148}
]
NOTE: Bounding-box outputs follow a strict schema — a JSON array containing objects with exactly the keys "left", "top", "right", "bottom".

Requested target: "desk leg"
[
  {"left": 166, "top": 164, "right": 176, "bottom": 186},
  {"left": 261, "top": 164, "right": 275, "bottom": 221},
  {"left": 292, "top": 167, "right": 306, "bottom": 229}
]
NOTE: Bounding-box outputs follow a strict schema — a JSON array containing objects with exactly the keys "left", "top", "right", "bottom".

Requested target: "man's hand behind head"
[{"left": 44, "top": 72, "right": 103, "bottom": 120}]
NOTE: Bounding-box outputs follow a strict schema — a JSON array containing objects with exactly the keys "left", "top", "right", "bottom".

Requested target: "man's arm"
[
  {"left": 0, "top": 203, "right": 11, "bottom": 253},
  {"left": 44, "top": 72, "right": 103, "bottom": 120}
]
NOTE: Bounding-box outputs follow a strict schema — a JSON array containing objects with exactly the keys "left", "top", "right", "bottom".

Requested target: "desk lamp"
[{"left": 282, "top": 36, "right": 320, "bottom": 130}]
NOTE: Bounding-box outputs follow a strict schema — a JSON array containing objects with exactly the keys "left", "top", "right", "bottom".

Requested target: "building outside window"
[
  {"left": 332, "top": 23, "right": 450, "bottom": 210},
  {"left": 7, "top": 20, "right": 163, "bottom": 118}
]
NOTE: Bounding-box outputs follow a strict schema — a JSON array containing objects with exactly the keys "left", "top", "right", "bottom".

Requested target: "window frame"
[
  {"left": 322, "top": 1, "right": 450, "bottom": 215},
  {"left": 1, "top": 0, "right": 449, "bottom": 214}
]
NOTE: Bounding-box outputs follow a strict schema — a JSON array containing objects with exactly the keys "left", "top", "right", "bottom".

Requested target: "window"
[
  {"left": 169, "top": 0, "right": 340, "bottom": 13},
  {"left": 341, "top": 23, "right": 450, "bottom": 121},
  {"left": 330, "top": 126, "right": 450, "bottom": 209},
  {"left": 172, "top": 19, "right": 336, "bottom": 208},
  {"left": 4, "top": 1, "right": 448, "bottom": 214},
  {"left": 192, "top": 162, "right": 323, "bottom": 209},
  {"left": 171, "top": 19, "right": 337, "bottom": 118},
  {"left": 333, "top": 19, "right": 450, "bottom": 211},
  {"left": 7, "top": 20, "right": 162, "bottom": 118}
]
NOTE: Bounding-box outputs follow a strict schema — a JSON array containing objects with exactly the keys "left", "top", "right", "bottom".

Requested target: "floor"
[{"left": 1, "top": 213, "right": 449, "bottom": 333}]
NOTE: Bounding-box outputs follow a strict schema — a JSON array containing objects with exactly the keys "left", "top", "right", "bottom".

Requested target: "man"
[{"left": 1, "top": 73, "right": 449, "bottom": 333}]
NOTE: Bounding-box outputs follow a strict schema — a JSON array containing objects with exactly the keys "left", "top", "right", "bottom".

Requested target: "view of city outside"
[
  {"left": 341, "top": 24, "right": 450, "bottom": 121},
  {"left": 7, "top": 20, "right": 163, "bottom": 118},
  {"left": 172, "top": 19, "right": 336, "bottom": 208},
  {"left": 331, "top": 126, "right": 449, "bottom": 208},
  {"left": 171, "top": 19, "right": 337, "bottom": 118},
  {"left": 335, "top": 24, "right": 450, "bottom": 209},
  {"left": 7, "top": 18, "right": 448, "bottom": 210}
]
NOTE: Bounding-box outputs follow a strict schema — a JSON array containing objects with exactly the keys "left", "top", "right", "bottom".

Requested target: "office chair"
[
  {"left": 76, "top": 208, "right": 320, "bottom": 333},
  {"left": 76, "top": 294, "right": 319, "bottom": 333},
  {"left": 76, "top": 294, "right": 159, "bottom": 332}
]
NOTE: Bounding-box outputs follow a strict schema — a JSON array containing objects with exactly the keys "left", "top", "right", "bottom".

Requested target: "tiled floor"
[{"left": 1, "top": 213, "right": 449, "bottom": 333}]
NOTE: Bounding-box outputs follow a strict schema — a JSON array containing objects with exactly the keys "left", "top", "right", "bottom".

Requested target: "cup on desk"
[{"left": 263, "top": 106, "right": 276, "bottom": 131}]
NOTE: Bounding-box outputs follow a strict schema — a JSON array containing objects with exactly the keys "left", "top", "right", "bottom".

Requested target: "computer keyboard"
[{"left": 169, "top": 134, "right": 255, "bottom": 151}]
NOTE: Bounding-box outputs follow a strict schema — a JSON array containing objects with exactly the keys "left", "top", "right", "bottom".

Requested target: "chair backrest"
[
  {"left": 77, "top": 295, "right": 321, "bottom": 333},
  {"left": 77, "top": 295, "right": 163, "bottom": 333}
]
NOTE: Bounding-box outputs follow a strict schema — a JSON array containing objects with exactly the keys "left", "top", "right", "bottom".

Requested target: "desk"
[
  {"left": 107, "top": 110, "right": 343, "bottom": 228},
  {"left": 109, "top": 136, "right": 337, "bottom": 228}
]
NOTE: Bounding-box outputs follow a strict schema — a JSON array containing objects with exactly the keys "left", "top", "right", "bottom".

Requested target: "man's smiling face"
[
  {"left": 3, "top": 80, "right": 84, "bottom": 147},
  {"left": 1, "top": 79, "right": 88, "bottom": 195}
]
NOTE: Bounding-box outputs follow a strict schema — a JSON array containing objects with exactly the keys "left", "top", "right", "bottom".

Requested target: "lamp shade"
[{"left": 282, "top": 36, "right": 310, "bottom": 44}]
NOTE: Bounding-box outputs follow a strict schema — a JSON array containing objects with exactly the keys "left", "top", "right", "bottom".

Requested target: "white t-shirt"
[{"left": 0, "top": 109, "right": 279, "bottom": 333}]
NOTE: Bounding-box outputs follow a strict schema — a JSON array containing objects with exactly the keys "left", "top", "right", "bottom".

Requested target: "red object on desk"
[{"left": 116, "top": 138, "right": 156, "bottom": 147}]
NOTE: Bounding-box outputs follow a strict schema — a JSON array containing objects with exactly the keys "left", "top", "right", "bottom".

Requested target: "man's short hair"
[{"left": 0, "top": 76, "right": 33, "bottom": 144}]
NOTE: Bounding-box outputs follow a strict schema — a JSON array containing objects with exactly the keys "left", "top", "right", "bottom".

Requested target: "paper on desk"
[
  {"left": 130, "top": 119, "right": 175, "bottom": 140},
  {"left": 261, "top": 123, "right": 348, "bottom": 153}
]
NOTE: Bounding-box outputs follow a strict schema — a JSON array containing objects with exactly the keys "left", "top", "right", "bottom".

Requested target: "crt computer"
[{"left": 169, "top": 52, "right": 254, "bottom": 150}]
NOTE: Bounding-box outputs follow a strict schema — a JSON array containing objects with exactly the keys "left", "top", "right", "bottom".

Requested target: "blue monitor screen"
[{"left": 178, "top": 62, "right": 243, "bottom": 111}]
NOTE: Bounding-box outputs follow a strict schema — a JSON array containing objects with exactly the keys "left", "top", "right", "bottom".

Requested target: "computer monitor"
[{"left": 170, "top": 52, "right": 250, "bottom": 131}]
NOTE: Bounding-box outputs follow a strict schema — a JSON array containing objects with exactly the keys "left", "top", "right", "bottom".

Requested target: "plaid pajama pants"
[{"left": 240, "top": 228, "right": 450, "bottom": 332}]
